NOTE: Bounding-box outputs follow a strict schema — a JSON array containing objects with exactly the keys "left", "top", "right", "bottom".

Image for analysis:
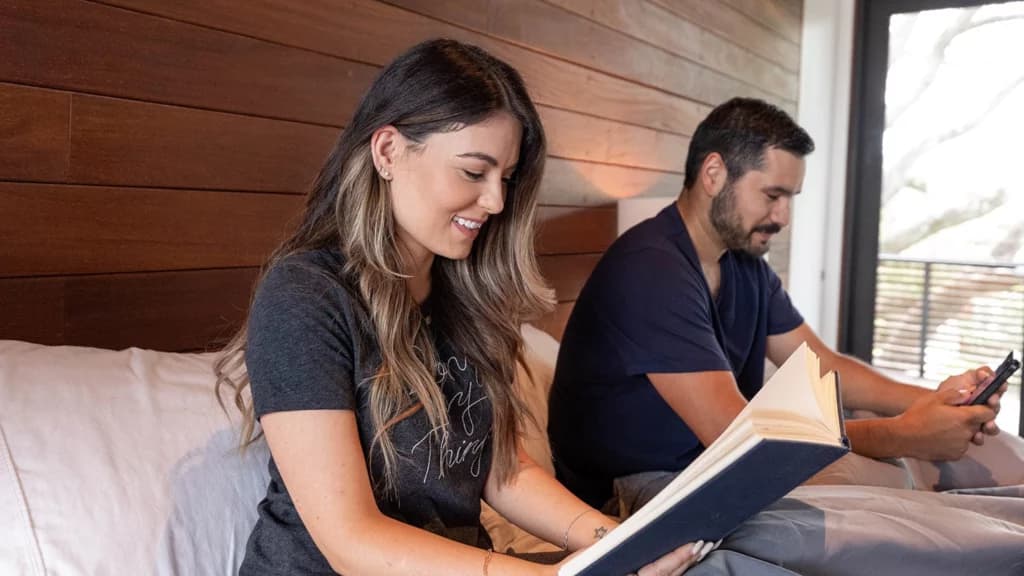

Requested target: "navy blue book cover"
[{"left": 570, "top": 439, "right": 849, "bottom": 576}]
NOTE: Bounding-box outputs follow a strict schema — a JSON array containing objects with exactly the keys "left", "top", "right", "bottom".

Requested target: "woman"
[{"left": 217, "top": 38, "right": 708, "bottom": 575}]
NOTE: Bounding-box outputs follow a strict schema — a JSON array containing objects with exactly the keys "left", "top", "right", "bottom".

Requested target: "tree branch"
[
  {"left": 885, "top": 12, "right": 1024, "bottom": 130},
  {"left": 991, "top": 220, "right": 1024, "bottom": 261},
  {"left": 889, "top": 13, "right": 918, "bottom": 63},
  {"left": 886, "top": 9, "right": 979, "bottom": 130},
  {"left": 880, "top": 192, "right": 1005, "bottom": 253},
  {"left": 882, "top": 75, "right": 1024, "bottom": 204}
]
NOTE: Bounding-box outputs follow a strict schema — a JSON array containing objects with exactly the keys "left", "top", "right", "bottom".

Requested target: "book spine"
[{"left": 833, "top": 371, "right": 850, "bottom": 448}]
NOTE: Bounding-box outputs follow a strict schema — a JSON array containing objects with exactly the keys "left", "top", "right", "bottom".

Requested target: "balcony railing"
[{"left": 872, "top": 255, "right": 1024, "bottom": 436}]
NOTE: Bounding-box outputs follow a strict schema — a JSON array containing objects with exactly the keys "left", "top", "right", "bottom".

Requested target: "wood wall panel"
[
  {"left": 651, "top": 0, "right": 801, "bottom": 73},
  {"left": 0, "top": 83, "right": 69, "bottom": 182},
  {"left": 533, "top": 301, "right": 574, "bottom": 341},
  {"left": 99, "top": 0, "right": 708, "bottom": 136},
  {"left": 69, "top": 95, "right": 337, "bottom": 192},
  {"left": 502, "top": 46, "right": 706, "bottom": 137},
  {"left": 0, "top": 0, "right": 374, "bottom": 127},
  {"left": 1, "top": 186, "right": 614, "bottom": 276},
  {"left": 388, "top": 0, "right": 794, "bottom": 105},
  {"left": 65, "top": 91, "right": 677, "bottom": 195},
  {"left": 538, "top": 158, "right": 683, "bottom": 207},
  {"left": 94, "top": 0, "right": 427, "bottom": 66},
  {"left": 64, "top": 268, "right": 260, "bottom": 351},
  {"left": 538, "top": 253, "right": 602, "bottom": 302},
  {"left": 2, "top": 1, "right": 802, "bottom": 349},
  {"left": 0, "top": 268, "right": 260, "bottom": 351},
  {"left": 0, "top": 183, "right": 303, "bottom": 277},
  {"left": 0, "top": 257, "right": 598, "bottom": 349},
  {"left": 541, "top": 107, "right": 688, "bottom": 173},
  {"left": 536, "top": 207, "right": 617, "bottom": 255},
  {"left": 544, "top": 0, "right": 798, "bottom": 102},
  {"left": 719, "top": 0, "right": 802, "bottom": 44},
  {"left": 780, "top": 0, "right": 803, "bottom": 18},
  {"left": 0, "top": 277, "right": 66, "bottom": 345}
]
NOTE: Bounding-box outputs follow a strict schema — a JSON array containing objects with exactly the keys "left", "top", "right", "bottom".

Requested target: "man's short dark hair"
[{"left": 683, "top": 97, "right": 815, "bottom": 189}]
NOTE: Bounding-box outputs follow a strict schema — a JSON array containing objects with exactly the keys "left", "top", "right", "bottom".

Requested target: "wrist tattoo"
[{"left": 593, "top": 526, "right": 608, "bottom": 540}]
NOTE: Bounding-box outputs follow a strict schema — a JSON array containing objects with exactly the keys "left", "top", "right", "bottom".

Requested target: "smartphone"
[{"left": 964, "top": 352, "right": 1021, "bottom": 406}]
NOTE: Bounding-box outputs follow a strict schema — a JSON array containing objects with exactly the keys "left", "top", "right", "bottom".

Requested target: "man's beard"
[{"left": 710, "top": 182, "right": 781, "bottom": 257}]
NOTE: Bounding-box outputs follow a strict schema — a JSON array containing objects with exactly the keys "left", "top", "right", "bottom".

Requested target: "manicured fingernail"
[{"left": 712, "top": 539, "right": 723, "bottom": 551}]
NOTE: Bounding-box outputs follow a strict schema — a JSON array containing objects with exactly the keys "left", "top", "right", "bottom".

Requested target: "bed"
[{"left": 2, "top": 325, "right": 1022, "bottom": 575}]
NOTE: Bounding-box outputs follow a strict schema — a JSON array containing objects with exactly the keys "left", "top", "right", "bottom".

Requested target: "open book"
[{"left": 559, "top": 343, "right": 849, "bottom": 576}]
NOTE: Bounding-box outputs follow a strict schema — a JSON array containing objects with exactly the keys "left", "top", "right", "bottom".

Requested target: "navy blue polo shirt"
[{"left": 547, "top": 204, "right": 804, "bottom": 508}]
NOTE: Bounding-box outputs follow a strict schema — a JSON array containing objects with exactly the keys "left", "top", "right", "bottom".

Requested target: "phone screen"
[{"left": 965, "top": 352, "right": 1020, "bottom": 406}]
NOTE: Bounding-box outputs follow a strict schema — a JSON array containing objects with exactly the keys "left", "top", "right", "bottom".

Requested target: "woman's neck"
[
  {"left": 398, "top": 237, "right": 434, "bottom": 304},
  {"left": 405, "top": 255, "right": 433, "bottom": 304},
  {"left": 406, "top": 273, "right": 431, "bottom": 304}
]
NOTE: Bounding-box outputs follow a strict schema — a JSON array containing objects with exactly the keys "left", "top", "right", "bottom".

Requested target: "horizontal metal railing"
[{"left": 872, "top": 255, "right": 1024, "bottom": 436}]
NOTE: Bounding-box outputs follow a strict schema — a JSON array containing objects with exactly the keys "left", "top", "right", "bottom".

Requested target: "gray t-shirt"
[{"left": 239, "top": 248, "right": 494, "bottom": 575}]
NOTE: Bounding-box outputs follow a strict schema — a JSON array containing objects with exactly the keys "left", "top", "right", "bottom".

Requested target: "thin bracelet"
[
  {"left": 562, "top": 508, "right": 596, "bottom": 550},
  {"left": 482, "top": 548, "right": 494, "bottom": 576}
]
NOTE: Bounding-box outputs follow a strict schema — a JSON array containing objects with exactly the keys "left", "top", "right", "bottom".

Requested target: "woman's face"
[{"left": 376, "top": 112, "right": 522, "bottom": 269}]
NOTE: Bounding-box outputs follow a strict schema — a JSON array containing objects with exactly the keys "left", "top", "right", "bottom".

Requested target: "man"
[{"left": 547, "top": 97, "right": 1017, "bottom": 511}]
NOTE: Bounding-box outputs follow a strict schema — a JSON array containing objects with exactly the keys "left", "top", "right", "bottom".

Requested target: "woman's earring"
[{"left": 379, "top": 166, "right": 391, "bottom": 180}]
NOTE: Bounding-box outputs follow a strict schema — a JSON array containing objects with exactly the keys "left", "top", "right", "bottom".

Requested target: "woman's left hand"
[{"left": 629, "top": 539, "right": 719, "bottom": 576}]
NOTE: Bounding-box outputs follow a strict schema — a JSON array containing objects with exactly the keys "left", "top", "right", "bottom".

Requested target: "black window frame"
[
  {"left": 840, "top": 0, "right": 1019, "bottom": 358},
  {"left": 841, "top": 0, "right": 1023, "bottom": 436}
]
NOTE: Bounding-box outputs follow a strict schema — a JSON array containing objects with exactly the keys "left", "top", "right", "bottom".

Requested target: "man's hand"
[
  {"left": 937, "top": 367, "right": 1004, "bottom": 443},
  {"left": 894, "top": 381, "right": 996, "bottom": 461}
]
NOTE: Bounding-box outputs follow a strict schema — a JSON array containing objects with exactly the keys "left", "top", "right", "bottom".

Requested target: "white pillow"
[
  {"left": 0, "top": 340, "right": 268, "bottom": 576},
  {"left": 0, "top": 325, "right": 563, "bottom": 571}
]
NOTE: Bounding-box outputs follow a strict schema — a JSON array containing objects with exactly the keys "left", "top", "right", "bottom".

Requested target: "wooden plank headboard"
[{"left": 0, "top": 1, "right": 800, "bottom": 351}]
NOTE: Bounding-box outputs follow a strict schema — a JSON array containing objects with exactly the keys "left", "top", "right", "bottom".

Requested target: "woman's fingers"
[
  {"left": 632, "top": 537, "right": 724, "bottom": 576},
  {"left": 636, "top": 541, "right": 700, "bottom": 576},
  {"left": 666, "top": 541, "right": 700, "bottom": 576}
]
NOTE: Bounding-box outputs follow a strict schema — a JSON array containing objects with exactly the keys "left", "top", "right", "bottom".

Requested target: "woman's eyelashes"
[
  {"left": 461, "top": 168, "right": 514, "bottom": 186},
  {"left": 462, "top": 169, "right": 485, "bottom": 181}
]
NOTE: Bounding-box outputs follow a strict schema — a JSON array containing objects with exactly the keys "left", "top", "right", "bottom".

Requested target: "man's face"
[{"left": 710, "top": 148, "right": 805, "bottom": 257}]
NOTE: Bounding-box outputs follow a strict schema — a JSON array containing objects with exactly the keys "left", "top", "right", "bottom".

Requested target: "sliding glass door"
[{"left": 844, "top": 0, "right": 1024, "bottom": 434}]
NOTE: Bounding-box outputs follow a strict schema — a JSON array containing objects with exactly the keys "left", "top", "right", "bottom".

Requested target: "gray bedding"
[
  {"left": 702, "top": 484, "right": 1024, "bottom": 575},
  {"left": 614, "top": 431, "right": 1024, "bottom": 576}
]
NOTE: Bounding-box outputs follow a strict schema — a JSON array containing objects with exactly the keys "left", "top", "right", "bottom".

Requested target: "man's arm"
[
  {"left": 766, "top": 323, "right": 925, "bottom": 415},
  {"left": 647, "top": 370, "right": 749, "bottom": 447},
  {"left": 766, "top": 323, "right": 997, "bottom": 460}
]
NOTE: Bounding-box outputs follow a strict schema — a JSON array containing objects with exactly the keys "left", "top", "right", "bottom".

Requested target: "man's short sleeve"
[
  {"left": 765, "top": 264, "right": 804, "bottom": 335},
  {"left": 245, "top": 260, "right": 357, "bottom": 418},
  {"left": 601, "top": 247, "right": 732, "bottom": 376}
]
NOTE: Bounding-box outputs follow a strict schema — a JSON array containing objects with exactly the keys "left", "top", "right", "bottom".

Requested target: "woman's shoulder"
[
  {"left": 245, "top": 247, "right": 367, "bottom": 417},
  {"left": 255, "top": 247, "right": 358, "bottom": 313},
  {"left": 269, "top": 246, "right": 345, "bottom": 276},
  {"left": 263, "top": 247, "right": 347, "bottom": 288}
]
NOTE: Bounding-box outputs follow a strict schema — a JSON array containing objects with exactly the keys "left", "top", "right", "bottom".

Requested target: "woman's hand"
[
  {"left": 551, "top": 539, "right": 719, "bottom": 576},
  {"left": 630, "top": 540, "right": 716, "bottom": 576}
]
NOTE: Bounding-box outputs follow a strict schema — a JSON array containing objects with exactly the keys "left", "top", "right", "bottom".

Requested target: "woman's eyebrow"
[{"left": 456, "top": 152, "right": 498, "bottom": 166}]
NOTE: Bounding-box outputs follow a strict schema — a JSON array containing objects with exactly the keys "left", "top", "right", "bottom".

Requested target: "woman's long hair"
[{"left": 215, "top": 38, "right": 553, "bottom": 496}]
